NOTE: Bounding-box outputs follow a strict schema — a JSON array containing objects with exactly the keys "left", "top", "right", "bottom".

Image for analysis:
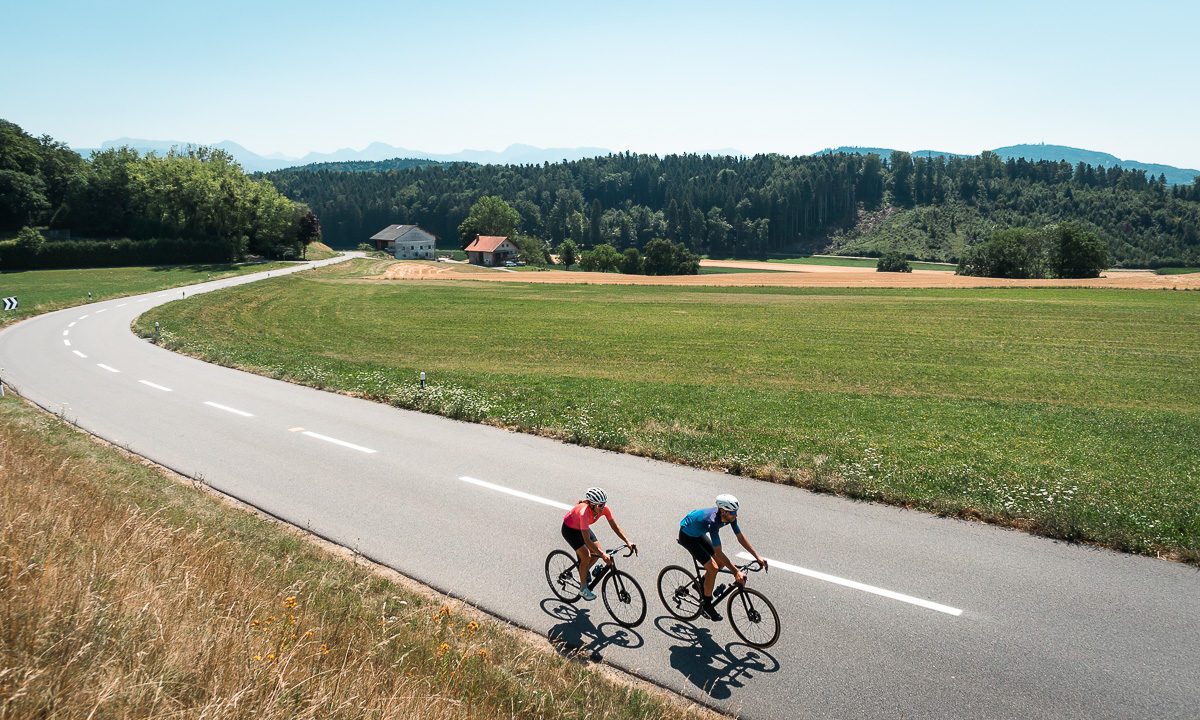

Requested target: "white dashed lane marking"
[
  {"left": 458, "top": 476, "right": 571, "bottom": 510},
  {"left": 139, "top": 380, "right": 173, "bottom": 392},
  {"left": 735, "top": 552, "right": 964, "bottom": 616},
  {"left": 97, "top": 364, "right": 120, "bottom": 373},
  {"left": 301, "top": 431, "right": 377, "bottom": 454},
  {"left": 203, "top": 401, "right": 254, "bottom": 418},
  {"left": 64, "top": 339, "right": 71, "bottom": 347},
  {"left": 73, "top": 350, "right": 87, "bottom": 358}
]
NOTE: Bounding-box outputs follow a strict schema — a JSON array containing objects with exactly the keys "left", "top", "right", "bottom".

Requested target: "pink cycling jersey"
[{"left": 563, "top": 502, "right": 612, "bottom": 530}]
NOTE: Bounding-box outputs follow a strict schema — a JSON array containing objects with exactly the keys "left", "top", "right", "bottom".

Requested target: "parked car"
[{"left": 504, "top": 260, "right": 526, "bottom": 267}]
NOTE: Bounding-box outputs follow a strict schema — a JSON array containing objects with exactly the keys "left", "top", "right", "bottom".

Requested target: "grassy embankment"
[
  {"left": 0, "top": 393, "right": 705, "bottom": 719},
  {"left": 139, "top": 260, "right": 1200, "bottom": 562},
  {"left": 0, "top": 261, "right": 297, "bottom": 328}
]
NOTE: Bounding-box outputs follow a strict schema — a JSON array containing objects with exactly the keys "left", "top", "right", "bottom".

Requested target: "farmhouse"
[
  {"left": 369, "top": 225, "right": 438, "bottom": 259},
  {"left": 465, "top": 235, "right": 519, "bottom": 266}
]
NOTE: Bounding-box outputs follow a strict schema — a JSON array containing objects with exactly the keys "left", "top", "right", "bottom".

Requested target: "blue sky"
[{"left": 3, "top": 0, "right": 1198, "bottom": 167}]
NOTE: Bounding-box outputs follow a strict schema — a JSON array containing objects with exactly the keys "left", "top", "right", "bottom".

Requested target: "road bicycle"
[
  {"left": 656, "top": 558, "right": 780, "bottom": 648},
  {"left": 544, "top": 544, "right": 647, "bottom": 627}
]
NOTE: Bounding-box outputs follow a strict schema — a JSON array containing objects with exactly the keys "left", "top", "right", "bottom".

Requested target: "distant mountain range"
[
  {"left": 72, "top": 138, "right": 1200, "bottom": 185},
  {"left": 73, "top": 139, "right": 611, "bottom": 173},
  {"left": 824, "top": 144, "right": 1200, "bottom": 186}
]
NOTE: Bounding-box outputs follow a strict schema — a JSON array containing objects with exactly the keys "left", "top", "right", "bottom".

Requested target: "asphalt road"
[{"left": 2, "top": 256, "right": 1197, "bottom": 719}]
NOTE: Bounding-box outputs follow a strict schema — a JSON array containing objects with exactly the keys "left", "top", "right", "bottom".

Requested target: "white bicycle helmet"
[
  {"left": 715, "top": 494, "right": 739, "bottom": 513},
  {"left": 585, "top": 487, "right": 608, "bottom": 505}
]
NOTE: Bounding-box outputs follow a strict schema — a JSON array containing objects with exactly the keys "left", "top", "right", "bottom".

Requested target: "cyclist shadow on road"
[
  {"left": 654, "top": 616, "right": 780, "bottom": 700},
  {"left": 541, "top": 599, "right": 644, "bottom": 662}
]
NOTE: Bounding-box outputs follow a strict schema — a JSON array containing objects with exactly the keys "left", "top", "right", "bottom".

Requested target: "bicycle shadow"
[
  {"left": 541, "top": 598, "right": 644, "bottom": 662},
  {"left": 653, "top": 615, "right": 780, "bottom": 700}
]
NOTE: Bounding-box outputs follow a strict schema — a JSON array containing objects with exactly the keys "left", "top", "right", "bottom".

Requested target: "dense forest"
[
  {"left": 0, "top": 120, "right": 318, "bottom": 269},
  {"left": 267, "top": 151, "right": 1200, "bottom": 267}
]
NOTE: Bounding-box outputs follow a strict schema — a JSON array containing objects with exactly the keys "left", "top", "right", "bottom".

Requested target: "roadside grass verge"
[
  {"left": 0, "top": 261, "right": 297, "bottom": 328},
  {"left": 0, "top": 394, "right": 706, "bottom": 720},
  {"left": 138, "top": 261, "right": 1200, "bottom": 562}
]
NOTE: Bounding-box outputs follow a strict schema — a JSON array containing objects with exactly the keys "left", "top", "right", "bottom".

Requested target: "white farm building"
[{"left": 369, "top": 225, "right": 438, "bottom": 259}]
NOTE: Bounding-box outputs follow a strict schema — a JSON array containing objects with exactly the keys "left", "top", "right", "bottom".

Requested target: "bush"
[
  {"left": 1049, "top": 222, "right": 1108, "bottom": 278},
  {"left": 957, "top": 228, "right": 1045, "bottom": 278},
  {"left": 511, "top": 234, "right": 549, "bottom": 265},
  {"left": 356, "top": 243, "right": 374, "bottom": 252},
  {"left": 618, "top": 247, "right": 643, "bottom": 274},
  {"left": 555, "top": 239, "right": 578, "bottom": 268},
  {"left": 876, "top": 251, "right": 911, "bottom": 273},
  {"left": 643, "top": 238, "right": 699, "bottom": 275}
]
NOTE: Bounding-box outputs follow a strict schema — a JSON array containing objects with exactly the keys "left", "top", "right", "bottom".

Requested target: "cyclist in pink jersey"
[{"left": 560, "top": 487, "right": 638, "bottom": 600}]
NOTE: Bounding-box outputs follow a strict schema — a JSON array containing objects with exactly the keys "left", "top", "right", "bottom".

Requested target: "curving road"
[{"left": 2, "top": 256, "right": 1197, "bottom": 719}]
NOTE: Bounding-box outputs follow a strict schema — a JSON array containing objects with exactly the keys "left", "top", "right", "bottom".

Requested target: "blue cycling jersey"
[{"left": 679, "top": 507, "right": 741, "bottom": 546}]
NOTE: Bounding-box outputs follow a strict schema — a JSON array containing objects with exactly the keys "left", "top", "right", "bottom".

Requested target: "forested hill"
[
  {"left": 283, "top": 158, "right": 445, "bottom": 173},
  {"left": 267, "top": 151, "right": 1200, "bottom": 267}
]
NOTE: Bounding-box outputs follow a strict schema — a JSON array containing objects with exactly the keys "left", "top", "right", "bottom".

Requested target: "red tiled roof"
[{"left": 465, "top": 235, "right": 510, "bottom": 252}]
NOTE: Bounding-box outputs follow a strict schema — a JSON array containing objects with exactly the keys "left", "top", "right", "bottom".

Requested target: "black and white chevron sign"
[{"left": 2, "top": 297, "right": 16, "bottom": 311}]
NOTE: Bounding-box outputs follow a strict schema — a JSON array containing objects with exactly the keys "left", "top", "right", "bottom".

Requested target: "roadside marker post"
[{"left": 420, "top": 371, "right": 426, "bottom": 390}]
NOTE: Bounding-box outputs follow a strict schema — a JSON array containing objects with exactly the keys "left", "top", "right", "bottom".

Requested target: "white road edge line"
[
  {"left": 97, "top": 364, "right": 120, "bottom": 373},
  {"left": 301, "top": 431, "right": 377, "bottom": 454},
  {"left": 203, "top": 401, "right": 254, "bottom": 417},
  {"left": 73, "top": 350, "right": 87, "bottom": 358},
  {"left": 735, "top": 552, "right": 964, "bottom": 616},
  {"left": 139, "top": 380, "right": 173, "bottom": 392},
  {"left": 459, "top": 476, "right": 572, "bottom": 510}
]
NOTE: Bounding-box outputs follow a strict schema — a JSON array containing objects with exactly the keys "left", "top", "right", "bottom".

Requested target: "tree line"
[
  {"left": 266, "top": 149, "right": 1200, "bottom": 268},
  {"left": 0, "top": 120, "right": 319, "bottom": 269}
]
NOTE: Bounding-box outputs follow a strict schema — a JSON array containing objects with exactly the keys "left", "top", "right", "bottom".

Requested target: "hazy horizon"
[{"left": 4, "top": 1, "right": 1198, "bottom": 168}]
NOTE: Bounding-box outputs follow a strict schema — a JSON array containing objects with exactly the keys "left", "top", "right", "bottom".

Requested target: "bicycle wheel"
[
  {"left": 727, "top": 587, "right": 780, "bottom": 649},
  {"left": 602, "top": 570, "right": 647, "bottom": 627},
  {"left": 656, "top": 565, "right": 703, "bottom": 621},
  {"left": 545, "top": 550, "right": 581, "bottom": 603}
]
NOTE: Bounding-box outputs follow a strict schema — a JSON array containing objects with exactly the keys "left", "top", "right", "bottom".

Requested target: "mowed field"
[
  {"left": 140, "top": 259, "right": 1200, "bottom": 561},
  {"left": 0, "top": 261, "right": 297, "bottom": 327}
]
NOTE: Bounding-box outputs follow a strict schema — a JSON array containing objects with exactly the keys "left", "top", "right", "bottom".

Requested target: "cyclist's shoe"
[
  {"left": 580, "top": 587, "right": 597, "bottom": 601},
  {"left": 700, "top": 599, "right": 723, "bottom": 621}
]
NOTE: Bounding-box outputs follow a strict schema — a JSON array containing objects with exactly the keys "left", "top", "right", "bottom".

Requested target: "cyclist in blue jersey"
[{"left": 677, "top": 494, "right": 767, "bottom": 621}]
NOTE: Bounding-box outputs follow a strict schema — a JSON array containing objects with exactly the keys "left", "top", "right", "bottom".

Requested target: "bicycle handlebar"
[{"left": 605, "top": 544, "right": 636, "bottom": 558}]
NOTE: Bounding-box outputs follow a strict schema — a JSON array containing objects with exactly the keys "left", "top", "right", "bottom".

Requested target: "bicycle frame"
[{"left": 690, "top": 557, "right": 765, "bottom": 601}]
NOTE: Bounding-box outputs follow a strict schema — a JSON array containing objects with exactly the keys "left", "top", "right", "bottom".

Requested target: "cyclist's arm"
[
  {"left": 605, "top": 516, "right": 637, "bottom": 554},
  {"left": 734, "top": 531, "right": 767, "bottom": 570}
]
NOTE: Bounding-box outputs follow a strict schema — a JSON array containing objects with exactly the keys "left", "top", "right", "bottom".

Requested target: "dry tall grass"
[{"left": 0, "top": 397, "right": 708, "bottom": 720}]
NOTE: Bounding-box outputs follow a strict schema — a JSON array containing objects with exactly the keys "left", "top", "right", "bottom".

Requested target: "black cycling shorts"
[
  {"left": 678, "top": 529, "right": 717, "bottom": 566},
  {"left": 561, "top": 521, "right": 597, "bottom": 551}
]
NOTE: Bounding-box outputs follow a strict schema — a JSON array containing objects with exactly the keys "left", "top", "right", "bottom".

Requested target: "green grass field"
[
  {"left": 768, "top": 256, "right": 956, "bottom": 271},
  {"left": 697, "top": 266, "right": 786, "bottom": 275},
  {"left": 0, "top": 262, "right": 297, "bottom": 327},
  {"left": 139, "top": 260, "right": 1200, "bottom": 561},
  {"left": 1156, "top": 267, "right": 1200, "bottom": 275}
]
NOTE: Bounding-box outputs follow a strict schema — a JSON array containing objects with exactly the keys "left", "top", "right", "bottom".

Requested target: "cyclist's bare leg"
[
  {"left": 702, "top": 558, "right": 720, "bottom": 599},
  {"left": 576, "top": 546, "right": 596, "bottom": 584}
]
